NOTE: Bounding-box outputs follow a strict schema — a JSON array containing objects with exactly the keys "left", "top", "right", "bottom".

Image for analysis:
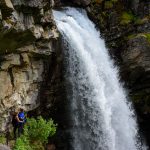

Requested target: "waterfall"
[{"left": 53, "top": 8, "right": 147, "bottom": 150}]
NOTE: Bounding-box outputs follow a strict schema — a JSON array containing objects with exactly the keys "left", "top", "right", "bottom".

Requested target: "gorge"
[{"left": 0, "top": 0, "right": 150, "bottom": 149}]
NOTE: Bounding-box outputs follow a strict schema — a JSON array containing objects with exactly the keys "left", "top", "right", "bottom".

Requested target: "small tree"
[{"left": 13, "top": 116, "right": 57, "bottom": 150}]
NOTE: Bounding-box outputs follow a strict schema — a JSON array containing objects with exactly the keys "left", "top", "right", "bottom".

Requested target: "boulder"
[{"left": 0, "top": 144, "right": 11, "bottom": 150}]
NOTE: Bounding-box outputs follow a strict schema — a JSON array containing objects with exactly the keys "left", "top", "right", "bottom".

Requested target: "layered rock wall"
[{"left": 0, "top": 0, "right": 59, "bottom": 131}]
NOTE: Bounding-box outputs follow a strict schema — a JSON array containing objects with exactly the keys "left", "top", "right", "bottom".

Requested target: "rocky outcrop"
[{"left": 0, "top": 0, "right": 59, "bottom": 131}]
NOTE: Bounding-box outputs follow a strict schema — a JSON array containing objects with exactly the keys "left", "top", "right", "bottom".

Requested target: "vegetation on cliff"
[{"left": 13, "top": 116, "right": 57, "bottom": 150}]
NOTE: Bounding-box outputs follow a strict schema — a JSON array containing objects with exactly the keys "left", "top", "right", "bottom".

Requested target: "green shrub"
[
  {"left": 120, "top": 12, "right": 136, "bottom": 25},
  {"left": 13, "top": 116, "right": 57, "bottom": 150},
  {"left": 25, "top": 116, "right": 57, "bottom": 143},
  {"left": 0, "top": 135, "right": 6, "bottom": 144},
  {"left": 13, "top": 136, "right": 32, "bottom": 150}
]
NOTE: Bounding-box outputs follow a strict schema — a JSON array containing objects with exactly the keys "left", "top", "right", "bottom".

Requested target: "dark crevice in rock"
[{"left": 8, "top": 67, "right": 14, "bottom": 87}]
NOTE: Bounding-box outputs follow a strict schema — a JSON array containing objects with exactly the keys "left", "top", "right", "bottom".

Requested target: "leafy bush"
[
  {"left": 25, "top": 116, "right": 56, "bottom": 143},
  {"left": 13, "top": 136, "right": 32, "bottom": 150},
  {"left": 120, "top": 11, "right": 136, "bottom": 25},
  {"left": 13, "top": 116, "right": 57, "bottom": 150},
  {"left": 0, "top": 135, "right": 6, "bottom": 144}
]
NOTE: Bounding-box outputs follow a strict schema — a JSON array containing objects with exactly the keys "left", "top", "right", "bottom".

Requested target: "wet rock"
[
  {"left": 0, "top": 144, "right": 11, "bottom": 150},
  {"left": 73, "top": 0, "right": 91, "bottom": 6},
  {"left": 46, "top": 144, "right": 56, "bottom": 150},
  {"left": 121, "top": 35, "right": 150, "bottom": 70}
]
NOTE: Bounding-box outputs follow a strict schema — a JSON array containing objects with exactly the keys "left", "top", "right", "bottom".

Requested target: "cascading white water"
[{"left": 53, "top": 8, "right": 147, "bottom": 150}]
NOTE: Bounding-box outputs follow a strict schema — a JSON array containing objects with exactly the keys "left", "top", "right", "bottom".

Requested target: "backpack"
[{"left": 18, "top": 112, "right": 25, "bottom": 122}]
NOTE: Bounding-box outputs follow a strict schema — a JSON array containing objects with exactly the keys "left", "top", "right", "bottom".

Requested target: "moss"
[
  {"left": 104, "top": 1, "right": 113, "bottom": 9},
  {"left": 0, "top": 135, "right": 6, "bottom": 144},
  {"left": 0, "top": 29, "right": 35, "bottom": 54},
  {"left": 120, "top": 11, "right": 136, "bottom": 25},
  {"left": 127, "top": 33, "right": 150, "bottom": 43},
  {"left": 135, "top": 17, "right": 148, "bottom": 25},
  {"left": 144, "top": 33, "right": 150, "bottom": 42}
]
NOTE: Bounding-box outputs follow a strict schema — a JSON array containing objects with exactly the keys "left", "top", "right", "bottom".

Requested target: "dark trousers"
[
  {"left": 13, "top": 125, "right": 18, "bottom": 139},
  {"left": 18, "top": 123, "right": 24, "bottom": 137}
]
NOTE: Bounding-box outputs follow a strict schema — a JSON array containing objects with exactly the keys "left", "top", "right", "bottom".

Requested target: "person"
[
  {"left": 11, "top": 112, "right": 18, "bottom": 139},
  {"left": 17, "top": 108, "right": 26, "bottom": 137},
  {"left": 11, "top": 108, "right": 26, "bottom": 138}
]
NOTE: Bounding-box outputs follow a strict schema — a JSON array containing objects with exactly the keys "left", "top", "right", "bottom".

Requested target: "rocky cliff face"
[
  {"left": 58, "top": 0, "right": 150, "bottom": 116},
  {"left": 86, "top": 0, "right": 150, "bottom": 117},
  {"left": 0, "top": 0, "right": 59, "bottom": 131}
]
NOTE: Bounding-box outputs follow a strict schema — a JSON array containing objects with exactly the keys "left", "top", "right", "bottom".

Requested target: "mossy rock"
[
  {"left": 0, "top": 134, "right": 6, "bottom": 144},
  {"left": 120, "top": 11, "right": 136, "bottom": 25},
  {"left": 127, "top": 33, "right": 150, "bottom": 43},
  {"left": 135, "top": 17, "right": 149, "bottom": 25},
  {"left": 0, "top": 29, "right": 35, "bottom": 54}
]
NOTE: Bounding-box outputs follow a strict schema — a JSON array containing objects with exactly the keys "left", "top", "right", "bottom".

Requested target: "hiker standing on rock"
[
  {"left": 17, "top": 108, "right": 26, "bottom": 137},
  {"left": 12, "top": 108, "right": 26, "bottom": 139}
]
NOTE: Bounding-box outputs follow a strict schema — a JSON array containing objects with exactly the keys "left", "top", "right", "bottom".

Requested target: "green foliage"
[
  {"left": 104, "top": 0, "right": 118, "bottom": 9},
  {"left": 30, "top": 141, "right": 45, "bottom": 150},
  {"left": 135, "top": 18, "right": 147, "bottom": 25},
  {"left": 25, "top": 116, "right": 57, "bottom": 143},
  {"left": 145, "top": 33, "right": 150, "bottom": 42},
  {"left": 127, "top": 34, "right": 137, "bottom": 40},
  {"left": 13, "top": 136, "right": 32, "bottom": 150},
  {"left": 120, "top": 11, "right": 136, "bottom": 25},
  {"left": 127, "top": 33, "right": 150, "bottom": 43},
  {"left": 104, "top": 1, "right": 113, "bottom": 9},
  {"left": 13, "top": 116, "right": 57, "bottom": 150},
  {"left": 0, "top": 135, "right": 6, "bottom": 144}
]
